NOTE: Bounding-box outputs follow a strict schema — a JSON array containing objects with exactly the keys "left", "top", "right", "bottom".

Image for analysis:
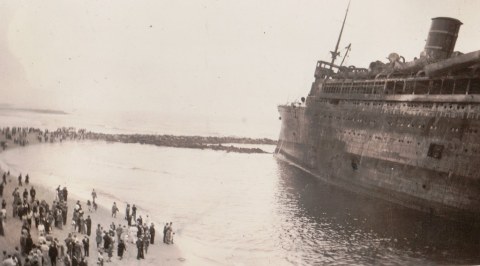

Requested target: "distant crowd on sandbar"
[
  {"left": 0, "top": 170, "right": 176, "bottom": 266},
  {"left": 1, "top": 127, "right": 88, "bottom": 151}
]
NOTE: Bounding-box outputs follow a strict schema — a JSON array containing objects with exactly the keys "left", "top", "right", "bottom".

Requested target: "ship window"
[
  {"left": 394, "top": 81, "right": 405, "bottom": 94},
  {"left": 385, "top": 81, "right": 395, "bottom": 94},
  {"left": 443, "top": 79, "right": 455, "bottom": 94},
  {"left": 430, "top": 80, "right": 442, "bottom": 94},
  {"left": 414, "top": 81, "right": 429, "bottom": 94},
  {"left": 373, "top": 82, "right": 384, "bottom": 94},
  {"left": 427, "top": 143, "right": 444, "bottom": 159},
  {"left": 454, "top": 79, "right": 468, "bottom": 94},
  {"left": 405, "top": 81, "right": 415, "bottom": 94},
  {"left": 469, "top": 79, "right": 480, "bottom": 94}
]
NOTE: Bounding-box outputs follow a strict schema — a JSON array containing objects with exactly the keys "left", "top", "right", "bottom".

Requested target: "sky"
[{"left": 0, "top": 0, "right": 479, "bottom": 136}]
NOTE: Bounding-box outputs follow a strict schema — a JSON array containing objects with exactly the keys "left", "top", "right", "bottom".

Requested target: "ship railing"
[
  {"left": 319, "top": 76, "right": 480, "bottom": 96},
  {"left": 314, "top": 61, "right": 338, "bottom": 79},
  {"left": 314, "top": 60, "right": 369, "bottom": 80}
]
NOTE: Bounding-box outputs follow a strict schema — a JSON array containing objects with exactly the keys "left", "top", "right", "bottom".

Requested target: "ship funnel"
[{"left": 424, "top": 17, "right": 462, "bottom": 60}]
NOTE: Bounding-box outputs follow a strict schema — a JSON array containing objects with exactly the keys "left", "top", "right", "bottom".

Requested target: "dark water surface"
[
  {"left": 0, "top": 142, "right": 479, "bottom": 265},
  {"left": 275, "top": 161, "right": 480, "bottom": 265}
]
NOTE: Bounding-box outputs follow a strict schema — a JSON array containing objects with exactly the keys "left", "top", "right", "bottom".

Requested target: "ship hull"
[{"left": 276, "top": 95, "right": 480, "bottom": 222}]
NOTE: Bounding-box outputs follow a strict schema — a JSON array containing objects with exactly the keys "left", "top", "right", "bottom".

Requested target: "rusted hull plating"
[{"left": 276, "top": 93, "right": 480, "bottom": 221}]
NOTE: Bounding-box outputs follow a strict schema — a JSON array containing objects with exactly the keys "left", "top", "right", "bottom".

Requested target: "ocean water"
[
  {"left": 0, "top": 109, "right": 280, "bottom": 139},
  {"left": 1, "top": 141, "right": 479, "bottom": 265}
]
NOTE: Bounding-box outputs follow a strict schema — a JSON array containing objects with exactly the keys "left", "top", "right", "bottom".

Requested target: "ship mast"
[
  {"left": 339, "top": 43, "right": 352, "bottom": 67},
  {"left": 330, "top": 1, "right": 351, "bottom": 68}
]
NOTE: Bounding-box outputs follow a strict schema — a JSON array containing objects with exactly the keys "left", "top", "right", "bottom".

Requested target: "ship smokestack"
[{"left": 424, "top": 17, "right": 462, "bottom": 60}]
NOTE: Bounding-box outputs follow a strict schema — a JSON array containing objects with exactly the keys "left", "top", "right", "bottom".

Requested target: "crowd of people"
[{"left": 0, "top": 170, "right": 176, "bottom": 266}]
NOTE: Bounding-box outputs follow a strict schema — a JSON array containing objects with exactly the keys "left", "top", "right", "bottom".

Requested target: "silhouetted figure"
[
  {"left": 163, "top": 223, "right": 168, "bottom": 243},
  {"left": 86, "top": 216, "right": 92, "bottom": 236},
  {"left": 132, "top": 204, "right": 137, "bottom": 221},
  {"left": 117, "top": 240, "right": 126, "bottom": 259},
  {"left": 150, "top": 224, "right": 155, "bottom": 244},
  {"left": 49, "top": 242, "right": 59, "bottom": 266},
  {"left": 82, "top": 236, "right": 89, "bottom": 257},
  {"left": 30, "top": 187, "right": 36, "bottom": 202},
  {"left": 136, "top": 237, "right": 144, "bottom": 260}
]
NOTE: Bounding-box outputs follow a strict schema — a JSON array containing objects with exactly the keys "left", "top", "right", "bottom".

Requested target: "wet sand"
[{"left": 0, "top": 130, "right": 185, "bottom": 265}]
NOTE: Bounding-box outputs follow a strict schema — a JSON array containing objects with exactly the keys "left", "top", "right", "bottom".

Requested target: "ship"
[{"left": 275, "top": 6, "right": 480, "bottom": 222}]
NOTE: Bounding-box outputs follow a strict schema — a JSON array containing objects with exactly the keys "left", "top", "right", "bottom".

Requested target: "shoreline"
[{"left": 0, "top": 129, "right": 185, "bottom": 265}]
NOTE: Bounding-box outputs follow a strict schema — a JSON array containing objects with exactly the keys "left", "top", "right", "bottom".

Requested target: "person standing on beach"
[
  {"left": 166, "top": 222, "right": 174, "bottom": 244},
  {"left": 26, "top": 233, "right": 33, "bottom": 254},
  {"left": 125, "top": 204, "right": 130, "bottom": 221},
  {"left": 49, "top": 242, "right": 59, "bottom": 266},
  {"left": 23, "top": 188, "right": 28, "bottom": 202},
  {"left": 117, "top": 240, "right": 126, "bottom": 260},
  {"left": 63, "top": 187, "right": 68, "bottom": 201},
  {"left": 91, "top": 189, "right": 97, "bottom": 203},
  {"left": 86, "top": 216, "right": 92, "bottom": 236},
  {"left": 132, "top": 204, "right": 137, "bottom": 221},
  {"left": 103, "top": 231, "right": 111, "bottom": 250},
  {"left": 2, "top": 173, "right": 6, "bottom": 184},
  {"left": 25, "top": 174, "right": 29, "bottom": 185},
  {"left": 111, "top": 202, "right": 119, "bottom": 218},
  {"left": 107, "top": 243, "right": 113, "bottom": 262},
  {"left": 62, "top": 203, "right": 68, "bottom": 226},
  {"left": 82, "top": 236, "right": 89, "bottom": 257},
  {"left": 86, "top": 200, "right": 92, "bottom": 212},
  {"left": 143, "top": 231, "right": 150, "bottom": 254},
  {"left": 149, "top": 223, "right": 155, "bottom": 244},
  {"left": 136, "top": 237, "right": 144, "bottom": 260},
  {"left": 0, "top": 181, "right": 3, "bottom": 198},
  {"left": 29, "top": 186, "right": 36, "bottom": 202},
  {"left": 163, "top": 223, "right": 168, "bottom": 243},
  {"left": 116, "top": 225, "right": 123, "bottom": 243},
  {"left": 1, "top": 199, "right": 6, "bottom": 218},
  {"left": 18, "top": 174, "right": 22, "bottom": 186},
  {"left": 96, "top": 226, "right": 102, "bottom": 248},
  {"left": 127, "top": 214, "right": 132, "bottom": 226},
  {"left": 56, "top": 185, "right": 61, "bottom": 199}
]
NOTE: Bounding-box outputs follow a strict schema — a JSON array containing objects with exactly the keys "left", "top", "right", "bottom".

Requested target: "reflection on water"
[
  {"left": 274, "top": 160, "right": 480, "bottom": 265},
  {"left": 0, "top": 142, "right": 479, "bottom": 265}
]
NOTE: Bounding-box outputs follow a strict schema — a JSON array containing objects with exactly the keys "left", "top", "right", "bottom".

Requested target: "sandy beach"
[{"left": 0, "top": 129, "right": 185, "bottom": 265}]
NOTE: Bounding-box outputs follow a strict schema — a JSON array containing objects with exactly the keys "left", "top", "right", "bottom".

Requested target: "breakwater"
[{"left": 84, "top": 132, "right": 277, "bottom": 153}]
